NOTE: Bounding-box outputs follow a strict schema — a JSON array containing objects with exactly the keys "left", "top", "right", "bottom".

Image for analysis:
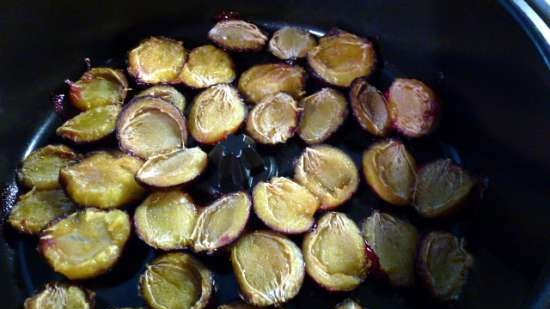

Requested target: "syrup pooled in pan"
[{"left": 0, "top": 20, "right": 482, "bottom": 309}]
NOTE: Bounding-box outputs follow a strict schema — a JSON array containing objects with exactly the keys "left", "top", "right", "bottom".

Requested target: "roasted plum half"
[
  {"left": 192, "top": 192, "right": 251, "bottom": 253},
  {"left": 117, "top": 96, "right": 188, "bottom": 158},
  {"left": 307, "top": 30, "right": 376, "bottom": 87},
  {"left": 231, "top": 231, "right": 305, "bottom": 306},
  {"left": 336, "top": 299, "right": 363, "bottom": 309},
  {"left": 417, "top": 231, "right": 474, "bottom": 302},
  {"left": 59, "top": 151, "right": 145, "bottom": 209},
  {"left": 303, "top": 212, "right": 369, "bottom": 291},
  {"left": 24, "top": 282, "right": 95, "bottom": 309},
  {"left": 246, "top": 92, "right": 300, "bottom": 144},
  {"left": 136, "top": 147, "right": 208, "bottom": 187},
  {"left": 362, "top": 211, "right": 419, "bottom": 287},
  {"left": 253, "top": 177, "right": 320, "bottom": 234},
  {"left": 269, "top": 26, "right": 317, "bottom": 60},
  {"left": 134, "top": 190, "right": 197, "bottom": 250},
  {"left": 208, "top": 19, "right": 268, "bottom": 52},
  {"left": 39, "top": 208, "right": 131, "bottom": 280},
  {"left": 18, "top": 144, "right": 80, "bottom": 190},
  {"left": 8, "top": 188, "right": 77, "bottom": 235},
  {"left": 294, "top": 145, "right": 359, "bottom": 209},
  {"left": 387, "top": 78, "right": 439, "bottom": 138},
  {"left": 362, "top": 139, "right": 416, "bottom": 206},
  {"left": 139, "top": 252, "right": 213, "bottom": 309},
  {"left": 178, "top": 45, "right": 236, "bottom": 88},
  {"left": 298, "top": 88, "right": 348, "bottom": 144},
  {"left": 136, "top": 85, "right": 186, "bottom": 112},
  {"left": 349, "top": 78, "right": 390, "bottom": 136},
  {"left": 68, "top": 67, "right": 128, "bottom": 111},
  {"left": 238, "top": 63, "right": 306, "bottom": 104},
  {"left": 128, "top": 36, "right": 187, "bottom": 84},
  {"left": 188, "top": 84, "right": 247, "bottom": 144},
  {"left": 56, "top": 105, "right": 121, "bottom": 143},
  {"left": 413, "top": 159, "right": 476, "bottom": 218}
]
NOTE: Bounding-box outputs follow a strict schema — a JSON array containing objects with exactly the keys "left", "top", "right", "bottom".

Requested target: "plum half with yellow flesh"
[
  {"left": 246, "top": 92, "right": 300, "bottom": 144},
  {"left": 417, "top": 231, "right": 474, "bottom": 302},
  {"left": 387, "top": 78, "right": 439, "bottom": 138},
  {"left": 18, "top": 144, "right": 80, "bottom": 190},
  {"left": 39, "top": 208, "right": 131, "bottom": 280},
  {"left": 336, "top": 299, "right": 364, "bottom": 309},
  {"left": 136, "top": 85, "right": 186, "bottom": 112},
  {"left": 269, "top": 26, "right": 317, "bottom": 60},
  {"left": 298, "top": 88, "right": 348, "bottom": 144},
  {"left": 362, "top": 139, "right": 416, "bottom": 206},
  {"left": 349, "top": 78, "right": 390, "bottom": 136},
  {"left": 68, "top": 67, "right": 128, "bottom": 111},
  {"left": 128, "top": 36, "right": 187, "bottom": 84},
  {"left": 134, "top": 190, "right": 198, "bottom": 250},
  {"left": 231, "top": 231, "right": 305, "bottom": 306},
  {"left": 307, "top": 30, "right": 376, "bottom": 87},
  {"left": 188, "top": 84, "right": 247, "bottom": 144},
  {"left": 56, "top": 105, "right": 121, "bottom": 143},
  {"left": 208, "top": 20, "right": 267, "bottom": 52},
  {"left": 139, "top": 252, "right": 213, "bottom": 309},
  {"left": 24, "top": 282, "right": 95, "bottom": 309},
  {"left": 303, "top": 212, "right": 369, "bottom": 291},
  {"left": 136, "top": 147, "right": 208, "bottom": 187},
  {"left": 413, "top": 159, "right": 476, "bottom": 218},
  {"left": 8, "top": 188, "right": 77, "bottom": 235},
  {"left": 253, "top": 177, "right": 319, "bottom": 234},
  {"left": 116, "top": 96, "right": 188, "bottom": 159},
  {"left": 294, "top": 145, "right": 359, "bottom": 209},
  {"left": 192, "top": 192, "right": 251, "bottom": 253},
  {"left": 362, "top": 211, "right": 419, "bottom": 287},
  {"left": 238, "top": 63, "right": 306, "bottom": 104},
  {"left": 59, "top": 151, "right": 145, "bottom": 209},
  {"left": 178, "top": 45, "right": 236, "bottom": 88}
]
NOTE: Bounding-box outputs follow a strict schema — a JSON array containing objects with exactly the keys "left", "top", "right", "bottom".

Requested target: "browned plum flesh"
[
  {"left": 69, "top": 67, "right": 128, "bottom": 111},
  {"left": 269, "top": 26, "right": 317, "bottom": 60},
  {"left": 362, "top": 211, "right": 419, "bottom": 286},
  {"left": 188, "top": 84, "right": 247, "bottom": 144},
  {"left": 208, "top": 20, "right": 267, "bottom": 52},
  {"left": 128, "top": 36, "right": 187, "bottom": 84},
  {"left": 192, "top": 192, "right": 251, "bottom": 253},
  {"left": 24, "top": 282, "right": 95, "bottom": 309},
  {"left": 388, "top": 78, "right": 439, "bottom": 137},
  {"left": 18, "top": 145, "right": 80, "bottom": 190},
  {"left": 136, "top": 147, "right": 208, "bottom": 187},
  {"left": 298, "top": 88, "right": 348, "bottom": 144},
  {"left": 9, "top": 188, "right": 76, "bottom": 235},
  {"left": 294, "top": 145, "right": 359, "bottom": 209},
  {"left": 303, "top": 212, "right": 369, "bottom": 291},
  {"left": 39, "top": 208, "right": 131, "bottom": 280},
  {"left": 231, "top": 231, "right": 304, "bottom": 306},
  {"left": 417, "top": 231, "right": 474, "bottom": 302},
  {"left": 414, "top": 159, "right": 476, "bottom": 218},
  {"left": 308, "top": 30, "right": 376, "bottom": 87},
  {"left": 238, "top": 63, "right": 306, "bottom": 104},
  {"left": 60, "top": 151, "right": 145, "bottom": 209},
  {"left": 246, "top": 92, "right": 299, "bottom": 144},
  {"left": 57, "top": 105, "right": 121, "bottom": 143},
  {"left": 362, "top": 139, "right": 416, "bottom": 205},
  {"left": 253, "top": 177, "right": 320, "bottom": 234},
  {"left": 349, "top": 78, "right": 390, "bottom": 136},
  {"left": 178, "top": 45, "right": 236, "bottom": 88},
  {"left": 134, "top": 190, "right": 197, "bottom": 250},
  {"left": 140, "top": 252, "right": 213, "bottom": 309},
  {"left": 136, "top": 85, "right": 186, "bottom": 111},
  {"left": 336, "top": 299, "right": 364, "bottom": 309},
  {"left": 117, "top": 96, "right": 187, "bottom": 158}
]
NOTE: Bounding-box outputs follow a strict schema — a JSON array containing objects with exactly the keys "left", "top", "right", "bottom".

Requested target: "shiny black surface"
[{"left": 0, "top": 1, "right": 549, "bottom": 308}]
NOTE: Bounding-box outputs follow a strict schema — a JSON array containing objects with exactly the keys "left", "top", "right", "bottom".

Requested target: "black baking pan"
[{"left": 0, "top": 0, "right": 549, "bottom": 308}]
